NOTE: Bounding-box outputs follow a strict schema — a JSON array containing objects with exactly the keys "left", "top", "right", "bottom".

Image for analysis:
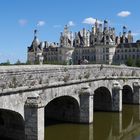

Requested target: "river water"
[{"left": 45, "top": 105, "right": 140, "bottom": 140}]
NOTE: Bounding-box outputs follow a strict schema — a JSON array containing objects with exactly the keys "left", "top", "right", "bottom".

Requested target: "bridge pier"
[
  {"left": 79, "top": 86, "right": 93, "bottom": 123},
  {"left": 112, "top": 81, "right": 122, "bottom": 112},
  {"left": 133, "top": 82, "right": 140, "bottom": 104},
  {"left": 24, "top": 96, "right": 44, "bottom": 140}
]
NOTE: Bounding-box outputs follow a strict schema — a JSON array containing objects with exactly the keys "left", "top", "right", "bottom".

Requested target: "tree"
[
  {"left": 15, "top": 59, "right": 21, "bottom": 65},
  {"left": 0, "top": 60, "right": 10, "bottom": 65},
  {"left": 125, "top": 57, "right": 134, "bottom": 66},
  {"left": 136, "top": 58, "right": 140, "bottom": 67}
]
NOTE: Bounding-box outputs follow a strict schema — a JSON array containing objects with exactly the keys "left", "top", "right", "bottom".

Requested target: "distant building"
[{"left": 27, "top": 19, "right": 140, "bottom": 65}]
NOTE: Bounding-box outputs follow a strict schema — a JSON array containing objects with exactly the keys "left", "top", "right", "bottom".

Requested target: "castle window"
[
  {"left": 133, "top": 55, "right": 135, "bottom": 59},
  {"left": 125, "top": 55, "right": 127, "bottom": 59},
  {"left": 103, "top": 48, "right": 105, "bottom": 53},
  {"left": 103, "top": 55, "right": 105, "bottom": 60},
  {"left": 106, "top": 36, "right": 109, "bottom": 40},
  {"left": 106, "top": 54, "right": 109, "bottom": 60},
  {"left": 121, "top": 55, "right": 124, "bottom": 60},
  {"left": 106, "top": 48, "right": 109, "bottom": 53}
]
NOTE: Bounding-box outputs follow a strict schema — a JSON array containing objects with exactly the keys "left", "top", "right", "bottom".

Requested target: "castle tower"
[
  {"left": 86, "top": 31, "right": 90, "bottom": 47},
  {"left": 83, "top": 28, "right": 86, "bottom": 46},
  {"left": 99, "top": 23, "right": 102, "bottom": 33},
  {"left": 111, "top": 28, "right": 116, "bottom": 41},
  {"left": 33, "top": 29, "right": 40, "bottom": 47},
  {"left": 74, "top": 32, "right": 80, "bottom": 47},
  {"left": 94, "top": 19, "right": 98, "bottom": 34},
  {"left": 128, "top": 30, "right": 133, "bottom": 43},
  {"left": 104, "top": 20, "right": 108, "bottom": 31},
  {"left": 92, "top": 26, "right": 94, "bottom": 34},
  {"left": 123, "top": 26, "right": 127, "bottom": 36},
  {"left": 70, "top": 31, "right": 73, "bottom": 47},
  {"left": 122, "top": 26, "right": 127, "bottom": 43},
  {"left": 60, "top": 25, "right": 73, "bottom": 47}
]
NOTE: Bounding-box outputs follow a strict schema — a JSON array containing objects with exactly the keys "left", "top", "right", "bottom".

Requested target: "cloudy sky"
[{"left": 0, "top": 0, "right": 140, "bottom": 63}]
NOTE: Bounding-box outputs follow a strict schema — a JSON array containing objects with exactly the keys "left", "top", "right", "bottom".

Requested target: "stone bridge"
[{"left": 0, "top": 64, "right": 140, "bottom": 140}]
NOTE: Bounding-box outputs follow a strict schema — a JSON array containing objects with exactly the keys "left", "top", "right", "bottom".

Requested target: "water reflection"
[{"left": 45, "top": 105, "right": 140, "bottom": 140}]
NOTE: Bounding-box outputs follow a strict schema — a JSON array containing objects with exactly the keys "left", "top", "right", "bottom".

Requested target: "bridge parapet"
[{"left": 0, "top": 65, "right": 140, "bottom": 93}]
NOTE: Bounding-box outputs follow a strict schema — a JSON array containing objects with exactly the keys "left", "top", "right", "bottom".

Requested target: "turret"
[
  {"left": 128, "top": 30, "right": 133, "bottom": 43},
  {"left": 70, "top": 32, "right": 73, "bottom": 47},
  {"left": 60, "top": 25, "right": 73, "bottom": 47},
  {"left": 83, "top": 28, "right": 86, "bottom": 46},
  {"left": 64, "top": 25, "right": 69, "bottom": 36},
  {"left": 92, "top": 26, "right": 94, "bottom": 34},
  {"left": 122, "top": 26, "right": 127, "bottom": 43},
  {"left": 32, "top": 29, "right": 40, "bottom": 47},
  {"left": 99, "top": 24, "right": 102, "bottom": 32},
  {"left": 104, "top": 20, "right": 108, "bottom": 31},
  {"left": 94, "top": 19, "right": 98, "bottom": 34},
  {"left": 123, "top": 26, "right": 127, "bottom": 36}
]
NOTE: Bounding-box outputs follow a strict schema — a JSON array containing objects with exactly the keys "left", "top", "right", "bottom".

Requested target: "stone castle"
[{"left": 27, "top": 19, "right": 140, "bottom": 65}]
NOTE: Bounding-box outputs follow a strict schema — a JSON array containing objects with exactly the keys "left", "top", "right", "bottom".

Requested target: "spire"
[
  {"left": 32, "top": 29, "right": 40, "bottom": 46},
  {"left": 94, "top": 19, "right": 98, "bottom": 33},
  {"left": 64, "top": 25, "right": 69, "bottom": 36},
  {"left": 123, "top": 26, "right": 127, "bottom": 35},
  {"left": 95, "top": 19, "right": 98, "bottom": 28},
  {"left": 34, "top": 29, "right": 37, "bottom": 38},
  {"left": 104, "top": 20, "right": 108, "bottom": 31}
]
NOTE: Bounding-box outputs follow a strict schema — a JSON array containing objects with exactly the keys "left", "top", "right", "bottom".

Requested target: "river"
[{"left": 45, "top": 105, "right": 140, "bottom": 140}]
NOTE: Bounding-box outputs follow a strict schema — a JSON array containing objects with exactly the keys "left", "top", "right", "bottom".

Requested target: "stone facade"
[{"left": 27, "top": 19, "right": 140, "bottom": 65}]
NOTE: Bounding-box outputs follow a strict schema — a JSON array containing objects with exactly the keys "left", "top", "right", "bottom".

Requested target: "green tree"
[
  {"left": 0, "top": 60, "right": 10, "bottom": 65},
  {"left": 15, "top": 59, "right": 21, "bottom": 65},
  {"left": 136, "top": 58, "right": 140, "bottom": 67},
  {"left": 125, "top": 57, "right": 134, "bottom": 66}
]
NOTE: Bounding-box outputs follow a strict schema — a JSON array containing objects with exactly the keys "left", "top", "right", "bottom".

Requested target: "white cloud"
[
  {"left": 18, "top": 19, "right": 28, "bottom": 26},
  {"left": 37, "top": 21, "right": 45, "bottom": 26},
  {"left": 53, "top": 25, "right": 62, "bottom": 28},
  {"left": 82, "top": 17, "right": 102, "bottom": 25},
  {"left": 117, "top": 11, "right": 131, "bottom": 17},
  {"left": 132, "top": 32, "right": 140, "bottom": 36},
  {"left": 68, "top": 21, "right": 75, "bottom": 27}
]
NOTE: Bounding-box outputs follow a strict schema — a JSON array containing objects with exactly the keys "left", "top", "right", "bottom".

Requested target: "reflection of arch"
[
  {"left": 45, "top": 96, "right": 80, "bottom": 125},
  {"left": 94, "top": 87, "right": 112, "bottom": 111},
  {"left": 122, "top": 85, "right": 133, "bottom": 104},
  {"left": 0, "top": 109, "right": 24, "bottom": 140}
]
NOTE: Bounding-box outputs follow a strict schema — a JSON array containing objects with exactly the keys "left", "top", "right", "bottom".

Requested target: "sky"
[{"left": 0, "top": 0, "right": 140, "bottom": 63}]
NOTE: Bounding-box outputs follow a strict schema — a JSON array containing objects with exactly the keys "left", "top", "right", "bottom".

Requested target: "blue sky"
[{"left": 0, "top": 0, "right": 140, "bottom": 63}]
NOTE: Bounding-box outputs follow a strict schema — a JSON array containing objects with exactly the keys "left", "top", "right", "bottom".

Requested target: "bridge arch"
[
  {"left": 94, "top": 87, "right": 112, "bottom": 111},
  {"left": 0, "top": 109, "right": 25, "bottom": 140},
  {"left": 45, "top": 95, "right": 80, "bottom": 125},
  {"left": 122, "top": 85, "right": 133, "bottom": 104}
]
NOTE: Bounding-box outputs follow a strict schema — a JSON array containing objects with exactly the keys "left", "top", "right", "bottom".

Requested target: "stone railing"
[{"left": 0, "top": 64, "right": 140, "bottom": 92}]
